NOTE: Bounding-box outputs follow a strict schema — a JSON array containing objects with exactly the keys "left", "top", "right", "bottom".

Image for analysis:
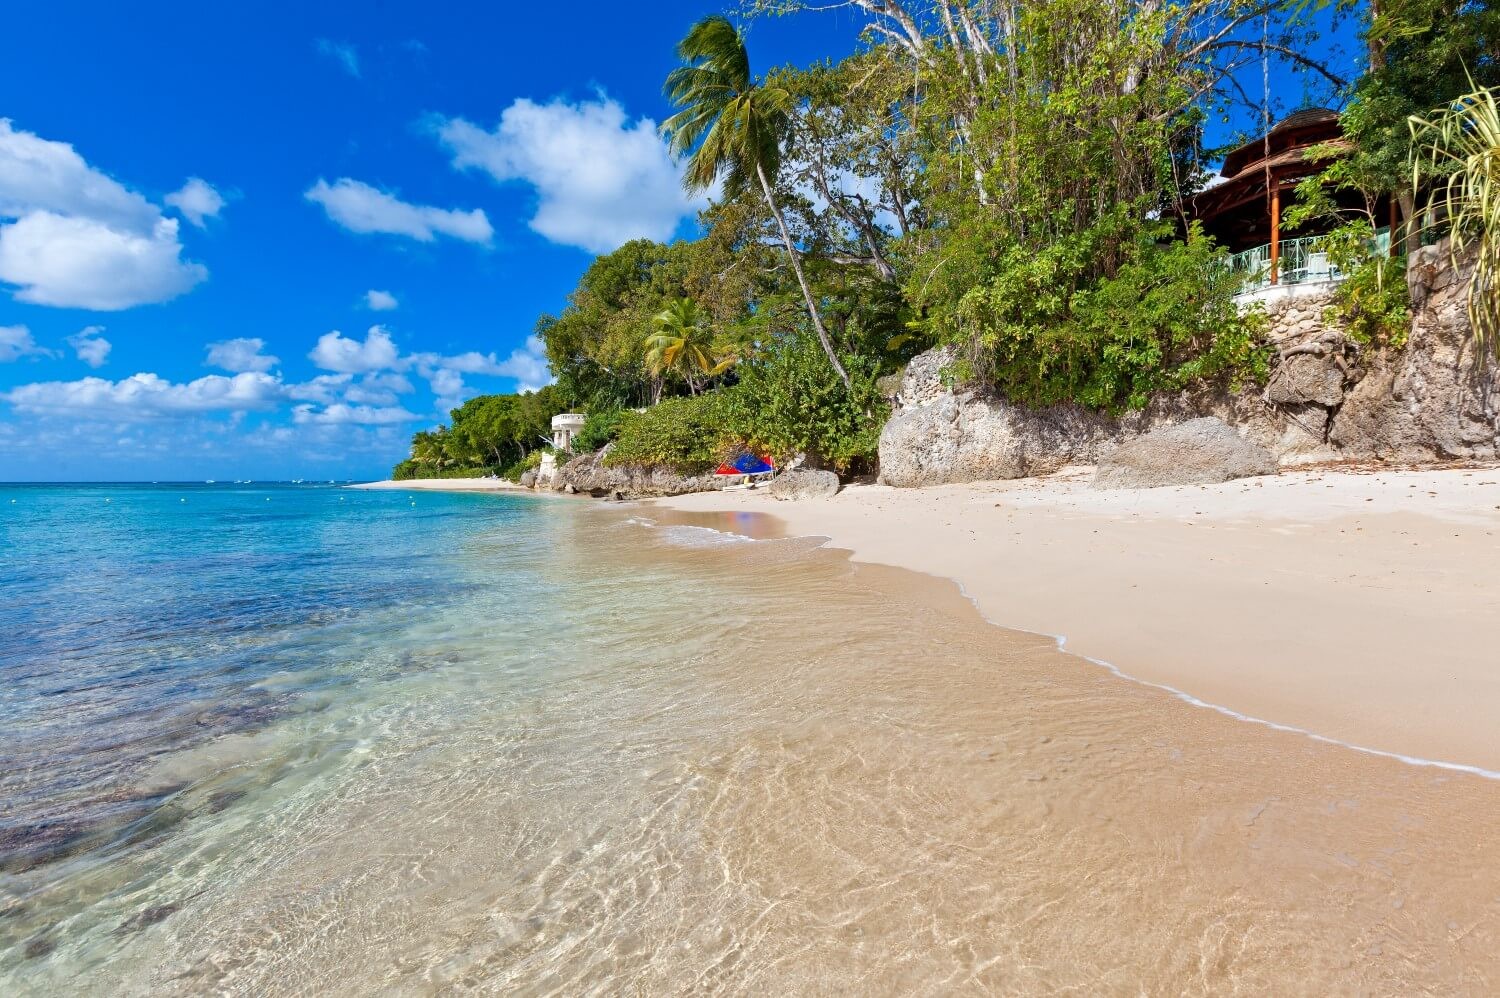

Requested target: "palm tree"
[
  {"left": 1410, "top": 84, "right": 1500, "bottom": 357},
  {"left": 646, "top": 296, "right": 719, "bottom": 396},
  {"left": 661, "top": 15, "right": 852, "bottom": 389}
]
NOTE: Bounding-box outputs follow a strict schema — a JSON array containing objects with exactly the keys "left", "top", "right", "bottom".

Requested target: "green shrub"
[
  {"left": 574, "top": 408, "right": 624, "bottom": 452},
  {"left": 1312, "top": 223, "right": 1410, "bottom": 349},
  {"left": 500, "top": 449, "right": 547, "bottom": 483},
  {"left": 605, "top": 395, "right": 736, "bottom": 474},
  {"left": 722, "top": 335, "right": 887, "bottom": 472},
  {"left": 392, "top": 464, "right": 492, "bottom": 481},
  {"left": 948, "top": 220, "right": 1270, "bottom": 412}
]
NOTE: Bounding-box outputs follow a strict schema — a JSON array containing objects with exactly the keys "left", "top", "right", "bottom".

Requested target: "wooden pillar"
[{"left": 1269, "top": 180, "right": 1281, "bottom": 285}]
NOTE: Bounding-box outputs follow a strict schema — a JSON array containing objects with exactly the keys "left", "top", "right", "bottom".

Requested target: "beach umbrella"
[{"left": 714, "top": 453, "right": 775, "bottom": 477}]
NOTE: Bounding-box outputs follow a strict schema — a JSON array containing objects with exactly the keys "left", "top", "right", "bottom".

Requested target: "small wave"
[{"left": 654, "top": 524, "right": 755, "bottom": 548}]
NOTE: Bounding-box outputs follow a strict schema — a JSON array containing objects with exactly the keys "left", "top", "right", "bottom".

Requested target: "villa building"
[
  {"left": 1185, "top": 108, "right": 1393, "bottom": 305},
  {"left": 550, "top": 412, "right": 586, "bottom": 453}
]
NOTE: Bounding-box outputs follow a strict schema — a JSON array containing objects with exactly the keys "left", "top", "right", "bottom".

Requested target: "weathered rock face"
[
  {"left": 549, "top": 445, "right": 717, "bottom": 498},
  {"left": 1329, "top": 242, "right": 1499, "bottom": 462},
  {"left": 1265, "top": 353, "right": 1346, "bottom": 408},
  {"left": 877, "top": 347, "right": 1117, "bottom": 487},
  {"left": 767, "top": 468, "right": 840, "bottom": 500},
  {"left": 1093, "top": 417, "right": 1278, "bottom": 488},
  {"left": 877, "top": 244, "right": 1496, "bottom": 487},
  {"left": 518, "top": 469, "right": 537, "bottom": 488}
]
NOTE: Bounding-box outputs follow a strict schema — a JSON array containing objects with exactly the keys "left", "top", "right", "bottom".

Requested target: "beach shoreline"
[
  {"left": 650, "top": 465, "right": 1500, "bottom": 774},
  {"left": 349, "top": 477, "right": 533, "bottom": 493}
]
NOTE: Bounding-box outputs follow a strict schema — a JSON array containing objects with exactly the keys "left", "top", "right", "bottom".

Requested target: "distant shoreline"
[{"left": 349, "top": 478, "right": 533, "bottom": 493}]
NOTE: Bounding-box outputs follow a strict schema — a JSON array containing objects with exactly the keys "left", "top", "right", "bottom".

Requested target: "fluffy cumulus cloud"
[
  {"left": 308, "top": 325, "right": 401, "bottom": 373},
  {"left": 0, "top": 324, "right": 52, "bottom": 362},
  {"left": 0, "top": 119, "right": 208, "bottom": 309},
  {"left": 165, "top": 178, "right": 225, "bottom": 228},
  {"left": 305, "top": 178, "right": 492, "bottom": 244},
  {"left": 2, "top": 371, "right": 284, "bottom": 419},
  {"left": 364, "top": 288, "right": 398, "bottom": 311},
  {"left": 206, "top": 336, "right": 279, "bottom": 373},
  {"left": 292, "top": 402, "right": 416, "bottom": 426},
  {"left": 1, "top": 322, "right": 551, "bottom": 444},
  {"left": 67, "top": 325, "right": 111, "bottom": 368},
  {"left": 409, "top": 334, "right": 552, "bottom": 410},
  {"left": 436, "top": 96, "right": 706, "bottom": 254}
]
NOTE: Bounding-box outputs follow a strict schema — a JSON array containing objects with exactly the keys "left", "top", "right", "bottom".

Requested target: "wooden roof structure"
[{"left": 1186, "top": 108, "right": 1349, "bottom": 255}]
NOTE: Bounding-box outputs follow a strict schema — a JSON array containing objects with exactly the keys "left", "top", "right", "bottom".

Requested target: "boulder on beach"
[
  {"left": 767, "top": 468, "right": 840, "bottom": 501},
  {"left": 1092, "top": 417, "right": 1277, "bottom": 489}
]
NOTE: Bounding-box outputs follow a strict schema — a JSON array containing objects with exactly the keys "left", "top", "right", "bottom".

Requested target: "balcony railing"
[{"left": 1227, "top": 228, "right": 1391, "bottom": 295}]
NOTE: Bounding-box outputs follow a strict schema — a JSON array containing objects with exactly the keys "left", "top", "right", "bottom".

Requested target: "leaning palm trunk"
[
  {"left": 756, "top": 163, "right": 852, "bottom": 388},
  {"left": 1410, "top": 86, "right": 1500, "bottom": 358}
]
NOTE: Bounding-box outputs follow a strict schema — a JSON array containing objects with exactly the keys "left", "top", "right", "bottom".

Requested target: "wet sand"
[{"left": 652, "top": 466, "right": 1500, "bottom": 774}]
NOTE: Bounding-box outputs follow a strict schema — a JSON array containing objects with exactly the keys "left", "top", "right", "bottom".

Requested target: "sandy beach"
[
  {"left": 652, "top": 466, "right": 1500, "bottom": 774},
  {"left": 350, "top": 477, "right": 532, "bottom": 493}
]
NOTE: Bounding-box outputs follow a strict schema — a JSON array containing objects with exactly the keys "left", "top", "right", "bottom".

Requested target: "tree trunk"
[{"left": 757, "top": 162, "right": 852, "bottom": 389}]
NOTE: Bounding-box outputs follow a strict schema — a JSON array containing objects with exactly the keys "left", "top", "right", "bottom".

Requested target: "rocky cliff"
[
  {"left": 879, "top": 242, "right": 1497, "bottom": 487},
  {"left": 546, "top": 444, "right": 718, "bottom": 499}
]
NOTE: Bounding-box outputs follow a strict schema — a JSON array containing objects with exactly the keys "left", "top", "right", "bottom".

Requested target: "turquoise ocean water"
[
  {"left": 0, "top": 483, "right": 647, "bottom": 988},
  {"left": 0, "top": 481, "right": 876, "bottom": 993}
]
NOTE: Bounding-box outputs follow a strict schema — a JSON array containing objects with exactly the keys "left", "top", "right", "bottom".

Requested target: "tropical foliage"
[
  {"left": 394, "top": 1, "right": 1495, "bottom": 481},
  {"left": 1410, "top": 84, "right": 1500, "bottom": 356}
]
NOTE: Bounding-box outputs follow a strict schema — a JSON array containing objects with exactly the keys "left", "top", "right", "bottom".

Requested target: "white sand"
[
  {"left": 653, "top": 466, "right": 1500, "bottom": 772},
  {"left": 350, "top": 478, "right": 531, "bottom": 492}
]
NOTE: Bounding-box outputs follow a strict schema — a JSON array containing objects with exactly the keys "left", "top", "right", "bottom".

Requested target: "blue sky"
[
  {"left": 0, "top": 2, "right": 1356, "bottom": 481},
  {"left": 0, "top": 1, "right": 873, "bottom": 481}
]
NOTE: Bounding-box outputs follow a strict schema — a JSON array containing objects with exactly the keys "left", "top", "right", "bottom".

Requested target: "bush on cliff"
[
  {"left": 944, "top": 219, "right": 1270, "bottom": 412},
  {"left": 605, "top": 394, "right": 737, "bottom": 475}
]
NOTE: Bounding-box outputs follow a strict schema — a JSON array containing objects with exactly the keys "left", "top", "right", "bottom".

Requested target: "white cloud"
[
  {"left": 305, "top": 178, "right": 492, "bottom": 244},
  {"left": 365, "top": 288, "right": 398, "bottom": 311},
  {"left": 436, "top": 96, "right": 706, "bottom": 254},
  {"left": 67, "top": 325, "right": 111, "bottom": 367},
  {"left": 308, "top": 325, "right": 401, "bottom": 373},
  {"left": 408, "top": 334, "right": 553, "bottom": 404},
  {"left": 317, "top": 39, "right": 361, "bottom": 78},
  {"left": 285, "top": 373, "right": 351, "bottom": 404},
  {"left": 0, "top": 324, "right": 52, "bottom": 362},
  {"left": 2, "top": 371, "right": 284, "bottom": 419},
  {"left": 0, "top": 212, "right": 206, "bottom": 310},
  {"left": 206, "top": 336, "right": 279, "bottom": 373},
  {"left": 166, "top": 178, "right": 225, "bottom": 227},
  {"left": 343, "top": 371, "right": 413, "bottom": 406},
  {"left": 293, "top": 402, "right": 416, "bottom": 425},
  {"left": 0, "top": 120, "right": 208, "bottom": 310},
  {"left": 0, "top": 119, "right": 158, "bottom": 230}
]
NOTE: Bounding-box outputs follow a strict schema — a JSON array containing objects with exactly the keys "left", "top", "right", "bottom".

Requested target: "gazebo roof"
[{"left": 1220, "top": 107, "right": 1341, "bottom": 179}]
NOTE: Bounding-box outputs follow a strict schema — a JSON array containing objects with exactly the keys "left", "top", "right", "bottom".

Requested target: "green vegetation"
[
  {"left": 1411, "top": 84, "right": 1500, "bottom": 357},
  {"left": 395, "top": 2, "right": 1496, "bottom": 481}
]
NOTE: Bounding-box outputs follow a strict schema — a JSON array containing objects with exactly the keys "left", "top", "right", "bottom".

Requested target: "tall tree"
[
  {"left": 662, "top": 14, "right": 853, "bottom": 388},
  {"left": 645, "top": 297, "right": 721, "bottom": 395}
]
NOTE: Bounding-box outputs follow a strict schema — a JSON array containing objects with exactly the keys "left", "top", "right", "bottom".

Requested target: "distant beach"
[{"left": 349, "top": 477, "right": 533, "bottom": 493}]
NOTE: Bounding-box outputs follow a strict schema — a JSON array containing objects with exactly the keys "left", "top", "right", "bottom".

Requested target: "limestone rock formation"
[
  {"left": 767, "top": 468, "right": 840, "bottom": 500},
  {"left": 1092, "top": 417, "right": 1278, "bottom": 488},
  {"left": 1329, "top": 241, "right": 1499, "bottom": 462},
  {"left": 1265, "top": 352, "right": 1346, "bottom": 408},
  {"left": 549, "top": 445, "right": 718, "bottom": 498},
  {"left": 877, "top": 348, "right": 1115, "bottom": 486}
]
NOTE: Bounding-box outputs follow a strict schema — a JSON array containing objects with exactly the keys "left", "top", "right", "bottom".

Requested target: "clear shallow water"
[{"left": 4, "top": 484, "right": 1500, "bottom": 994}]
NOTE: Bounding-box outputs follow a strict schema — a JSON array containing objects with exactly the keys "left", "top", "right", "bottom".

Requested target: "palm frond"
[{"left": 1411, "top": 85, "right": 1500, "bottom": 358}]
